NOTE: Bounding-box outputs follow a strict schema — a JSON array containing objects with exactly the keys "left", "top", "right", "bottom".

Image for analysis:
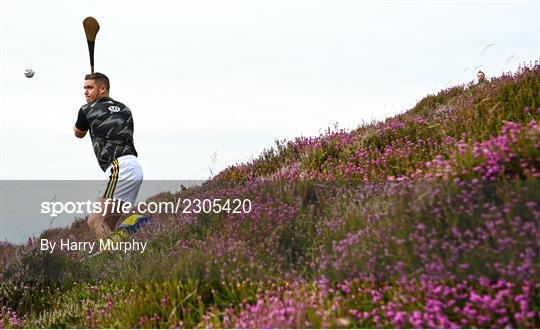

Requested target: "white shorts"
[{"left": 100, "top": 155, "right": 143, "bottom": 206}]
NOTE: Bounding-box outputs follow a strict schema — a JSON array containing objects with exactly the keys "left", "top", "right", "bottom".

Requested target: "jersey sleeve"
[{"left": 75, "top": 108, "right": 90, "bottom": 131}]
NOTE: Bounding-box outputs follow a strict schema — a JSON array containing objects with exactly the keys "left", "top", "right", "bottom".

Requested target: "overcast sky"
[{"left": 1, "top": 0, "right": 538, "bottom": 180}]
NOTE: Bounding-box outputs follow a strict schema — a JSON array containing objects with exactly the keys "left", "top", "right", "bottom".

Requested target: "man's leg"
[
  {"left": 103, "top": 199, "right": 128, "bottom": 231},
  {"left": 87, "top": 197, "right": 126, "bottom": 239},
  {"left": 89, "top": 156, "right": 142, "bottom": 238},
  {"left": 90, "top": 159, "right": 120, "bottom": 238},
  {"left": 87, "top": 198, "right": 109, "bottom": 238}
]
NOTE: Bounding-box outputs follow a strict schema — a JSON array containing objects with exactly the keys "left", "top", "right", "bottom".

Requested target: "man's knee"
[
  {"left": 87, "top": 198, "right": 129, "bottom": 238},
  {"left": 87, "top": 213, "right": 102, "bottom": 230}
]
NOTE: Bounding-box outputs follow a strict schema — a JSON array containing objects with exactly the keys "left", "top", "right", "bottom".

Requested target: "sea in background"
[{"left": 0, "top": 180, "right": 203, "bottom": 244}]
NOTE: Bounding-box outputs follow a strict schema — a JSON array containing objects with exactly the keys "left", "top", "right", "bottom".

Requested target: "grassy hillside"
[{"left": 1, "top": 63, "right": 539, "bottom": 328}]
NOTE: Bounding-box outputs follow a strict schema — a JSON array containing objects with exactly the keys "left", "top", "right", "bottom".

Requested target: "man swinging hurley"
[{"left": 74, "top": 72, "right": 143, "bottom": 238}]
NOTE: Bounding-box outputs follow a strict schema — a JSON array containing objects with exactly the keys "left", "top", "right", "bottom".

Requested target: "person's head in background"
[{"left": 477, "top": 70, "right": 486, "bottom": 84}]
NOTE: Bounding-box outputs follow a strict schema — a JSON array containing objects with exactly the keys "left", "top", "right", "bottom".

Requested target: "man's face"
[
  {"left": 477, "top": 72, "right": 485, "bottom": 82},
  {"left": 84, "top": 79, "right": 107, "bottom": 104}
]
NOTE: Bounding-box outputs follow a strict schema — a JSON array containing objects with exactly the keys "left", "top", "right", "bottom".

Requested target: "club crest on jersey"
[{"left": 108, "top": 105, "right": 121, "bottom": 112}]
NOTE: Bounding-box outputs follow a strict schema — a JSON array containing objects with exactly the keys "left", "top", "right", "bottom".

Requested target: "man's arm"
[
  {"left": 74, "top": 108, "right": 90, "bottom": 138},
  {"left": 74, "top": 126, "right": 87, "bottom": 138}
]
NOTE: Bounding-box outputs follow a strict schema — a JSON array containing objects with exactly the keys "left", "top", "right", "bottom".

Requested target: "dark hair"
[
  {"left": 477, "top": 70, "right": 484, "bottom": 75},
  {"left": 85, "top": 72, "right": 110, "bottom": 90}
]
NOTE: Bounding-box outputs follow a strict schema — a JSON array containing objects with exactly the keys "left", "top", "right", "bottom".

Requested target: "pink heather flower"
[
  {"left": 161, "top": 295, "right": 170, "bottom": 309},
  {"left": 459, "top": 263, "right": 470, "bottom": 270},
  {"left": 523, "top": 106, "right": 530, "bottom": 114},
  {"left": 456, "top": 142, "right": 469, "bottom": 153},
  {"left": 393, "top": 312, "right": 406, "bottom": 327}
]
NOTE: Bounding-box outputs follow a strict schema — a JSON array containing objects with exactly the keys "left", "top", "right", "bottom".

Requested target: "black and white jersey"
[{"left": 75, "top": 97, "right": 138, "bottom": 172}]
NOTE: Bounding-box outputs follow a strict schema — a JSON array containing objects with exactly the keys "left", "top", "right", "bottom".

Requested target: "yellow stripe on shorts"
[{"left": 104, "top": 159, "right": 119, "bottom": 198}]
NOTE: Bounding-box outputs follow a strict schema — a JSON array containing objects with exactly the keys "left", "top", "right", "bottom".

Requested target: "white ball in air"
[{"left": 24, "top": 68, "right": 35, "bottom": 78}]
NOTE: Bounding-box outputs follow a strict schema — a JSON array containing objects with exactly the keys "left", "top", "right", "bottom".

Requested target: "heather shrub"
[
  {"left": 1, "top": 248, "right": 91, "bottom": 316},
  {"left": 2, "top": 63, "right": 540, "bottom": 328}
]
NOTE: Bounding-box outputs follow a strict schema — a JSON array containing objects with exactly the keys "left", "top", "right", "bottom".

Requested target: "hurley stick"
[{"left": 83, "top": 17, "right": 100, "bottom": 73}]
